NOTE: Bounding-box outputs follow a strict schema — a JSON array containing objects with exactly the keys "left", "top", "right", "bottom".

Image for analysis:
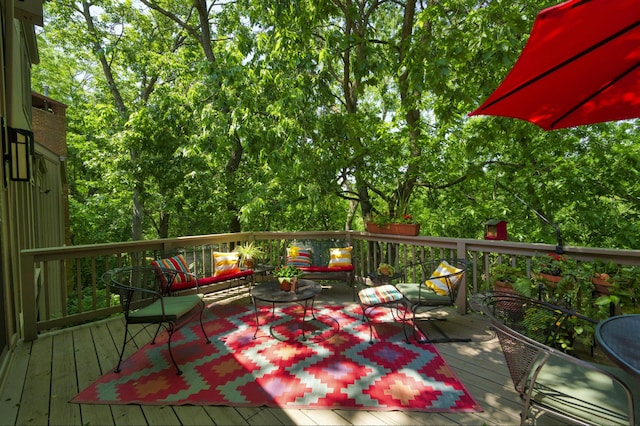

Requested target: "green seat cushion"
[
  {"left": 395, "top": 282, "right": 450, "bottom": 305},
  {"left": 530, "top": 355, "right": 640, "bottom": 425},
  {"left": 128, "top": 294, "right": 203, "bottom": 323}
]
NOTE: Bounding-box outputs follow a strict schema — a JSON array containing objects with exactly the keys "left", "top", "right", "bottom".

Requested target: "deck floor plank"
[
  {"left": 0, "top": 340, "right": 31, "bottom": 426},
  {"left": 16, "top": 335, "right": 53, "bottom": 425},
  {"left": 73, "top": 325, "right": 115, "bottom": 426},
  {"left": 92, "top": 319, "right": 149, "bottom": 426},
  {"left": 202, "top": 406, "right": 249, "bottom": 425},
  {"left": 172, "top": 405, "right": 216, "bottom": 424},
  {"left": 237, "top": 406, "right": 282, "bottom": 424},
  {"left": 49, "top": 331, "right": 81, "bottom": 425}
]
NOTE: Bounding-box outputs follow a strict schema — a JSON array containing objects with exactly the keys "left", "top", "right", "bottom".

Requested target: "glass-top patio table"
[
  {"left": 596, "top": 314, "right": 640, "bottom": 380},
  {"left": 250, "top": 279, "right": 337, "bottom": 342}
]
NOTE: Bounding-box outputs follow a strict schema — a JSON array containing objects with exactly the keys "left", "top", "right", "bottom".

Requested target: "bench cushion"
[
  {"left": 174, "top": 269, "right": 254, "bottom": 290},
  {"left": 298, "top": 265, "right": 354, "bottom": 273}
]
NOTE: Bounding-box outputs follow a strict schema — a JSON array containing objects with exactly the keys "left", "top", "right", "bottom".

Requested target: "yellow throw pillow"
[
  {"left": 425, "top": 261, "right": 463, "bottom": 296},
  {"left": 328, "top": 246, "right": 352, "bottom": 268},
  {"left": 213, "top": 252, "right": 240, "bottom": 277}
]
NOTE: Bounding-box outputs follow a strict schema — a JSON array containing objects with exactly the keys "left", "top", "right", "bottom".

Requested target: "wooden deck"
[{"left": 0, "top": 284, "right": 568, "bottom": 425}]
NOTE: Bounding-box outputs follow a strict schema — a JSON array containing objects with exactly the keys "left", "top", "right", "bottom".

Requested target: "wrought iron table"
[
  {"left": 596, "top": 314, "right": 640, "bottom": 379},
  {"left": 251, "top": 279, "right": 336, "bottom": 341}
]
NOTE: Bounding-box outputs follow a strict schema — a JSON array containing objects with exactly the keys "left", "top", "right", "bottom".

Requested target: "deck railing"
[{"left": 20, "top": 230, "right": 640, "bottom": 340}]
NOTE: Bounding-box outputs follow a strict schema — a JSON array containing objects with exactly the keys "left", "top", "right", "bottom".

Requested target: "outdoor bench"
[
  {"left": 285, "top": 239, "right": 355, "bottom": 300},
  {"left": 151, "top": 253, "right": 254, "bottom": 295}
]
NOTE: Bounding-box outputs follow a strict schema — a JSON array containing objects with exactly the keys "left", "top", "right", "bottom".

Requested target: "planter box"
[{"left": 366, "top": 222, "right": 420, "bottom": 236}]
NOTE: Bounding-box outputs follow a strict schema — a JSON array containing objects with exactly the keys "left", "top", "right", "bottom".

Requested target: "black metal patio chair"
[
  {"left": 395, "top": 258, "right": 472, "bottom": 343},
  {"left": 103, "top": 266, "right": 210, "bottom": 375}
]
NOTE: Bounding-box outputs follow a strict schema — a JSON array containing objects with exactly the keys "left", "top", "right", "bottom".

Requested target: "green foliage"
[
  {"left": 32, "top": 0, "right": 640, "bottom": 251},
  {"left": 273, "top": 265, "right": 304, "bottom": 279}
]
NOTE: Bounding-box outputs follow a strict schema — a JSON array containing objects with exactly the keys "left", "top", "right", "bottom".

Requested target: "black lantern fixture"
[{"left": 3, "top": 126, "right": 33, "bottom": 182}]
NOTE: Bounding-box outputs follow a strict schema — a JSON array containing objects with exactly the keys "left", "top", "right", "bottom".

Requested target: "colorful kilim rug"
[{"left": 72, "top": 303, "right": 482, "bottom": 412}]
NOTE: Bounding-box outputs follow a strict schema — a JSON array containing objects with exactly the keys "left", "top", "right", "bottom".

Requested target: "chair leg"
[
  {"left": 361, "top": 304, "right": 375, "bottom": 344},
  {"left": 399, "top": 303, "right": 412, "bottom": 343},
  {"left": 114, "top": 322, "right": 130, "bottom": 373},
  {"left": 166, "top": 322, "right": 182, "bottom": 375},
  {"left": 151, "top": 323, "right": 163, "bottom": 344},
  {"left": 198, "top": 302, "right": 211, "bottom": 344}
]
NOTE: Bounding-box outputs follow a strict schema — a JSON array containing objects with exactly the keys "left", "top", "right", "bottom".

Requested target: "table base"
[{"left": 253, "top": 302, "right": 339, "bottom": 343}]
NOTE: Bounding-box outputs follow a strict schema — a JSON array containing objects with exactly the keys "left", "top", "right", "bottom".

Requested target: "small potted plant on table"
[{"left": 273, "top": 265, "right": 304, "bottom": 292}]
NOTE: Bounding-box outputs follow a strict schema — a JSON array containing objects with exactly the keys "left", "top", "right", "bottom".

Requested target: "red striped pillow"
[
  {"left": 150, "top": 254, "right": 195, "bottom": 284},
  {"left": 286, "top": 246, "right": 313, "bottom": 267}
]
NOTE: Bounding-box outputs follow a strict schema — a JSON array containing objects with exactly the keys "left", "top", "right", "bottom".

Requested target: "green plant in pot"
[
  {"left": 273, "top": 265, "right": 304, "bottom": 291},
  {"left": 235, "top": 241, "right": 265, "bottom": 268},
  {"left": 593, "top": 263, "right": 640, "bottom": 315},
  {"left": 489, "top": 263, "right": 532, "bottom": 297}
]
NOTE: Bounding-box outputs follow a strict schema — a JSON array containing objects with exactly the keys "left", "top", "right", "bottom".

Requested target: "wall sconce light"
[{"left": 4, "top": 127, "right": 34, "bottom": 182}]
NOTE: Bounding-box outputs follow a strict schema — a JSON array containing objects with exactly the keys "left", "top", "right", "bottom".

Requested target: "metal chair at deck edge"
[
  {"left": 481, "top": 293, "right": 638, "bottom": 426},
  {"left": 395, "top": 258, "right": 473, "bottom": 344},
  {"left": 103, "top": 266, "right": 211, "bottom": 375}
]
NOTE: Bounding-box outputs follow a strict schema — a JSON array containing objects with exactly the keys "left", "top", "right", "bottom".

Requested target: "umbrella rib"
[
  {"left": 549, "top": 61, "right": 640, "bottom": 129},
  {"left": 479, "top": 19, "right": 640, "bottom": 112}
]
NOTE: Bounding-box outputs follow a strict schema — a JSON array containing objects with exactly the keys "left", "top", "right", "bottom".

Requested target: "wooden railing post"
[
  {"left": 21, "top": 251, "right": 38, "bottom": 341},
  {"left": 456, "top": 240, "right": 468, "bottom": 314}
]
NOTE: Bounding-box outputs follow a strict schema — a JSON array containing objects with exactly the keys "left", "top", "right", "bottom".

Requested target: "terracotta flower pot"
[
  {"left": 278, "top": 277, "right": 292, "bottom": 291},
  {"left": 494, "top": 280, "right": 517, "bottom": 294},
  {"left": 592, "top": 277, "right": 611, "bottom": 296},
  {"left": 539, "top": 273, "right": 562, "bottom": 289}
]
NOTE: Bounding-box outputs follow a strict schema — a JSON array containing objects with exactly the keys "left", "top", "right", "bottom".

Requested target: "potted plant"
[
  {"left": 273, "top": 265, "right": 304, "bottom": 292},
  {"left": 234, "top": 241, "right": 265, "bottom": 269},
  {"left": 377, "top": 263, "right": 395, "bottom": 277},
  {"left": 489, "top": 263, "right": 532, "bottom": 297},
  {"left": 595, "top": 263, "right": 640, "bottom": 315},
  {"left": 532, "top": 253, "right": 594, "bottom": 309}
]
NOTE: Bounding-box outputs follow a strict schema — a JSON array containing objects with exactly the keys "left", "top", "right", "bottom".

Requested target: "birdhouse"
[{"left": 485, "top": 220, "right": 508, "bottom": 241}]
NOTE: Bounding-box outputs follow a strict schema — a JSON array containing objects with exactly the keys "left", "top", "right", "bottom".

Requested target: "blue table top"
[{"left": 596, "top": 314, "right": 640, "bottom": 379}]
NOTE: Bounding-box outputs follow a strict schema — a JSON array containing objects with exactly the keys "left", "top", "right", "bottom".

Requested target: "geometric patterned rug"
[{"left": 71, "top": 303, "right": 482, "bottom": 412}]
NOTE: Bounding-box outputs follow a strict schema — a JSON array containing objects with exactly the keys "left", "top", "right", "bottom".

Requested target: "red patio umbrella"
[{"left": 469, "top": 0, "right": 640, "bottom": 130}]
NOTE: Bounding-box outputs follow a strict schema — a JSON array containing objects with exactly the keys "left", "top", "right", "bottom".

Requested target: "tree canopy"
[{"left": 33, "top": 0, "right": 640, "bottom": 249}]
